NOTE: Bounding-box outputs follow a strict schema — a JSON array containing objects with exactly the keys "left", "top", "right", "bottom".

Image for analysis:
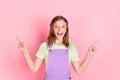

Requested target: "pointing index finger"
[
  {"left": 92, "top": 40, "right": 100, "bottom": 46},
  {"left": 16, "top": 37, "right": 22, "bottom": 43}
]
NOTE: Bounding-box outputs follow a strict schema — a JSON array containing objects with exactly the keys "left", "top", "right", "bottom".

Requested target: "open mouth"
[{"left": 57, "top": 33, "right": 63, "bottom": 36}]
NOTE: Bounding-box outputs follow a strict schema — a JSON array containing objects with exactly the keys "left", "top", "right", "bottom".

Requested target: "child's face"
[{"left": 53, "top": 20, "right": 67, "bottom": 40}]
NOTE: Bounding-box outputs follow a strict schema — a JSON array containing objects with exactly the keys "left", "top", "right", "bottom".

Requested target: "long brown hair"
[{"left": 47, "top": 15, "right": 69, "bottom": 47}]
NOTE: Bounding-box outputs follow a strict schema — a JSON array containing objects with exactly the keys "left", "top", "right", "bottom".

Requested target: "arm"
[
  {"left": 72, "top": 53, "right": 92, "bottom": 75},
  {"left": 17, "top": 37, "right": 43, "bottom": 73},
  {"left": 22, "top": 49, "right": 43, "bottom": 73},
  {"left": 72, "top": 41, "right": 99, "bottom": 75}
]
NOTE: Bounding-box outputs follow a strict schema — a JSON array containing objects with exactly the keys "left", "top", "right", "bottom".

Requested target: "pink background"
[{"left": 0, "top": 0, "right": 120, "bottom": 80}]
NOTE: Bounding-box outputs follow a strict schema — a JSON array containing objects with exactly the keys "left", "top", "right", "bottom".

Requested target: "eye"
[
  {"left": 54, "top": 26, "right": 58, "bottom": 28},
  {"left": 62, "top": 26, "right": 65, "bottom": 28}
]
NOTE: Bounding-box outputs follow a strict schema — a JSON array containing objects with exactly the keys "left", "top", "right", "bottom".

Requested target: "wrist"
[
  {"left": 87, "top": 52, "right": 93, "bottom": 57},
  {"left": 22, "top": 49, "right": 28, "bottom": 54}
]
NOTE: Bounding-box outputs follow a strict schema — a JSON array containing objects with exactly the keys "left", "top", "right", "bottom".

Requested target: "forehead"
[{"left": 54, "top": 20, "right": 66, "bottom": 25}]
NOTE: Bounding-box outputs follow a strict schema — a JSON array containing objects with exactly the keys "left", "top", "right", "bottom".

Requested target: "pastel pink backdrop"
[{"left": 0, "top": 0, "right": 120, "bottom": 80}]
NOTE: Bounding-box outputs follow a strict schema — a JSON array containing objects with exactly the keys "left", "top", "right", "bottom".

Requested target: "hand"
[
  {"left": 88, "top": 40, "right": 99, "bottom": 56},
  {"left": 16, "top": 37, "right": 27, "bottom": 53}
]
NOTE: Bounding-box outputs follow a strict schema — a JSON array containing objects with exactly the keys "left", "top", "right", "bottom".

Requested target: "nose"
[{"left": 58, "top": 27, "right": 62, "bottom": 31}]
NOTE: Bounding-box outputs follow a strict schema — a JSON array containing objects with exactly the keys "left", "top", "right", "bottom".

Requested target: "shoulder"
[
  {"left": 69, "top": 43, "right": 76, "bottom": 49},
  {"left": 38, "top": 42, "right": 48, "bottom": 49},
  {"left": 68, "top": 43, "right": 78, "bottom": 53},
  {"left": 40, "top": 42, "right": 47, "bottom": 46}
]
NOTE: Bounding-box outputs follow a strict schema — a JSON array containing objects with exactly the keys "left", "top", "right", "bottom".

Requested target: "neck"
[{"left": 55, "top": 38, "right": 63, "bottom": 45}]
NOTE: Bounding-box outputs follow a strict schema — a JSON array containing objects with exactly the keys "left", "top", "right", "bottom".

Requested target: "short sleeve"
[
  {"left": 35, "top": 42, "right": 47, "bottom": 59},
  {"left": 69, "top": 44, "right": 80, "bottom": 62}
]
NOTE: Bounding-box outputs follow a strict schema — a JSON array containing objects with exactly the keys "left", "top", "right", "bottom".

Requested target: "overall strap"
[
  {"left": 46, "top": 42, "right": 70, "bottom": 51},
  {"left": 46, "top": 42, "right": 52, "bottom": 51},
  {"left": 66, "top": 44, "right": 70, "bottom": 51}
]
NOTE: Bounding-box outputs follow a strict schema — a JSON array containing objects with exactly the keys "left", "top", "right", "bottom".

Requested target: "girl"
[{"left": 17, "top": 16, "right": 99, "bottom": 80}]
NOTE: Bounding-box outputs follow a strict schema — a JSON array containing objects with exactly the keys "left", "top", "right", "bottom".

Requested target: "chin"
[{"left": 56, "top": 37, "right": 63, "bottom": 40}]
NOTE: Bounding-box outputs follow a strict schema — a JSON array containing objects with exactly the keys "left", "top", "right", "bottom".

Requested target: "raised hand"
[
  {"left": 88, "top": 40, "right": 99, "bottom": 55},
  {"left": 16, "top": 37, "right": 27, "bottom": 53}
]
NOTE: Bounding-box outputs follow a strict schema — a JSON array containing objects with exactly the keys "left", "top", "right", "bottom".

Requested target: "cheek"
[
  {"left": 53, "top": 27, "right": 56, "bottom": 32},
  {"left": 53, "top": 30, "right": 58, "bottom": 35},
  {"left": 64, "top": 28, "right": 67, "bottom": 33},
  {"left": 53, "top": 29, "right": 57, "bottom": 33}
]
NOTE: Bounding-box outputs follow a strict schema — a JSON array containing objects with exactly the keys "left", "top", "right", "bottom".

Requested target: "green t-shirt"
[{"left": 35, "top": 42, "right": 80, "bottom": 66}]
